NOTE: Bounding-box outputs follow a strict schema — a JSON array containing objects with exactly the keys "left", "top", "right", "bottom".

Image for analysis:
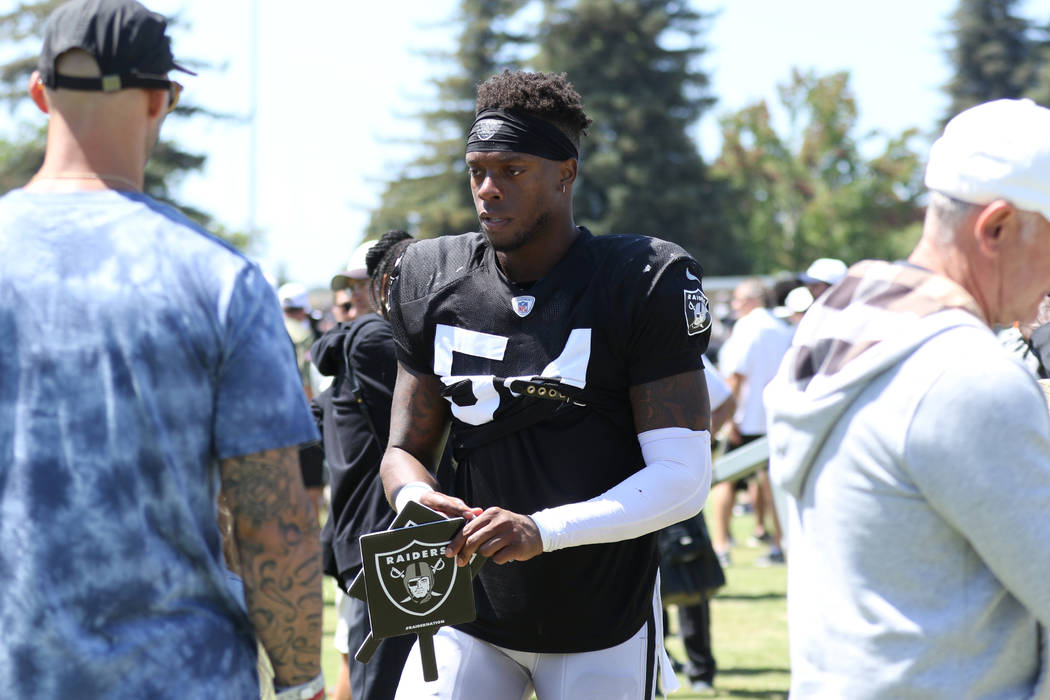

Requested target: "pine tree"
[
  {"left": 943, "top": 0, "right": 1034, "bottom": 120},
  {"left": 532, "top": 0, "right": 741, "bottom": 273},
  {"left": 366, "top": 0, "right": 529, "bottom": 239}
]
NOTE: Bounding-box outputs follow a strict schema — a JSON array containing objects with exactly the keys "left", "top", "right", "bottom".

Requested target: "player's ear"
[{"left": 558, "top": 158, "right": 577, "bottom": 192}]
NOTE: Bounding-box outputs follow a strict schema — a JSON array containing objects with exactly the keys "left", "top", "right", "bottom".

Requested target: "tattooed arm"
[
  {"left": 629, "top": 368, "right": 711, "bottom": 433},
  {"left": 219, "top": 446, "right": 323, "bottom": 688},
  {"left": 380, "top": 364, "right": 478, "bottom": 520}
]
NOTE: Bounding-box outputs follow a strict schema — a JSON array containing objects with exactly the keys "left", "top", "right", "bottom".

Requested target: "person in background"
[
  {"left": 313, "top": 231, "right": 418, "bottom": 700},
  {"left": 279, "top": 281, "right": 319, "bottom": 398},
  {"left": 332, "top": 287, "right": 355, "bottom": 324},
  {"left": 331, "top": 239, "right": 378, "bottom": 323},
  {"left": 766, "top": 98, "right": 1050, "bottom": 698},
  {"left": 671, "top": 359, "right": 736, "bottom": 695},
  {"left": 798, "top": 257, "right": 847, "bottom": 300},
  {"left": 782, "top": 286, "right": 814, "bottom": 326},
  {"left": 0, "top": 1, "right": 323, "bottom": 697},
  {"left": 711, "top": 279, "right": 792, "bottom": 567},
  {"left": 278, "top": 281, "right": 326, "bottom": 517},
  {"left": 999, "top": 293, "right": 1050, "bottom": 378},
  {"left": 382, "top": 70, "right": 713, "bottom": 699}
]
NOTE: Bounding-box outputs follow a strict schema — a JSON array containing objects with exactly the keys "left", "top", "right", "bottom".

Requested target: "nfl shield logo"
[
  {"left": 512, "top": 295, "right": 536, "bottom": 318},
  {"left": 684, "top": 288, "right": 711, "bottom": 336},
  {"left": 374, "top": 539, "right": 459, "bottom": 617}
]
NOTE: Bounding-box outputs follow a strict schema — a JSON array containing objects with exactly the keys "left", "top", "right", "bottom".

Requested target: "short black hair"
[
  {"left": 366, "top": 229, "right": 415, "bottom": 317},
  {"left": 475, "top": 70, "right": 593, "bottom": 149}
]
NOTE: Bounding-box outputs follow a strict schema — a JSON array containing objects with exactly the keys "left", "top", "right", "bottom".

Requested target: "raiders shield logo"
[
  {"left": 374, "top": 539, "right": 459, "bottom": 617},
  {"left": 511, "top": 295, "right": 536, "bottom": 317},
  {"left": 475, "top": 118, "right": 503, "bottom": 140},
  {"left": 684, "top": 288, "right": 711, "bottom": 336}
]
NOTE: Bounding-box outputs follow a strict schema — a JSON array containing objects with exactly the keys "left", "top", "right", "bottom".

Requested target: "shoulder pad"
[
  {"left": 591, "top": 234, "right": 702, "bottom": 294},
  {"left": 394, "top": 233, "right": 487, "bottom": 304}
]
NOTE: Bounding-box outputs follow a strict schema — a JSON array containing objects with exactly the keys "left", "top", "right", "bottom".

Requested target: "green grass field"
[{"left": 321, "top": 512, "right": 789, "bottom": 699}]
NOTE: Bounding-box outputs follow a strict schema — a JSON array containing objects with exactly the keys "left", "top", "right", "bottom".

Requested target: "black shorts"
[{"left": 733, "top": 434, "right": 764, "bottom": 490}]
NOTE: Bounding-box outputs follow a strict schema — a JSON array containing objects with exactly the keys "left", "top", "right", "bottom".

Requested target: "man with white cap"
[
  {"left": 765, "top": 98, "right": 1050, "bottom": 697},
  {"left": 798, "top": 257, "right": 847, "bottom": 300},
  {"left": 331, "top": 239, "right": 377, "bottom": 323}
]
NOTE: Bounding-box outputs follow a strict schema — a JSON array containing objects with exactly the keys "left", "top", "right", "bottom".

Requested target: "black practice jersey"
[{"left": 387, "top": 227, "right": 711, "bottom": 653}]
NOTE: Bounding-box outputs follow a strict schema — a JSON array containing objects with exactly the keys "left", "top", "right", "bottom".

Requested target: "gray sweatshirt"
[{"left": 765, "top": 260, "right": 1050, "bottom": 699}]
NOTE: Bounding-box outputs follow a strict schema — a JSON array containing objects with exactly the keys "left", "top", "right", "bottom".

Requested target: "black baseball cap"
[{"left": 37, "top": 0, "right": 195, "bottom": 93}]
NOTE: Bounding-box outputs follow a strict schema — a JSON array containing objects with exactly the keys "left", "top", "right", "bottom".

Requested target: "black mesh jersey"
[{"left": 387, "top": 227, "right": 711, "bottom": 653}]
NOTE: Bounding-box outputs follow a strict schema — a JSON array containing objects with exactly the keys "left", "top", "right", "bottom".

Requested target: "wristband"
[
  {"left": 274, "top": 672, "right": 325, "bottom": 700},
  {"left": 394, "top": 481, "right": 435, "bottom": 513}
]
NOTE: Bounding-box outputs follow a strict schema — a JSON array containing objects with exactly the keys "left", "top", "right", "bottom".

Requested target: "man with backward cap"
[
  {"left": 0, "top": 1, "right": 324, "bottom": 698},
  {"left": 765, "top": 98, "right": 1050, "bottom": 698}
]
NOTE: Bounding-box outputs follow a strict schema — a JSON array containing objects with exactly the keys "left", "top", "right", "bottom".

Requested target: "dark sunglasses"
[{"left": 337, "top": 301, "right": 353, "bottom": 313}]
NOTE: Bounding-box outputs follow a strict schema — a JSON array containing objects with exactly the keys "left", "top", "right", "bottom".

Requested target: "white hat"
[
  {"left": 800, "top": 258, "right": 847, "bottom": 286},
  {"left": 278, "top": 282, "right": 310, "bottom": 311},
  {"left": 330, "top": 240, "right": 376, "bottom": 291},
  {"left": 925, "top": 98, "right": 1050, "bottom": 221},
  {"left": 785, "top": 285, "right": 814, "bottom": 314}
]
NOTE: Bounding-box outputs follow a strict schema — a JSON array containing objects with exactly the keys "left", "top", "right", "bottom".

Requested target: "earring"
[{"left": 560, "top": 184, "right": 566, "bottom": 193}]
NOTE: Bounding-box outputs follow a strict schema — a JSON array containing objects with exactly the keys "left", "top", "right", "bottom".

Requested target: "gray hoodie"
[{"left": 765, "top": 260, "right": 1050, "bottom": 699}]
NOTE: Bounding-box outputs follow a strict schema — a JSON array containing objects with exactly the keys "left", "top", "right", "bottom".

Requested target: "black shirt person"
[{"left": 381, "top": 71, "right": 714, "bottom": 699}]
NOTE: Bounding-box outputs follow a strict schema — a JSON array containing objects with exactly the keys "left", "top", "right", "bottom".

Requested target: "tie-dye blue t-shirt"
[{"left": 0, "top": 189, "right": 320, "bottom": 698}]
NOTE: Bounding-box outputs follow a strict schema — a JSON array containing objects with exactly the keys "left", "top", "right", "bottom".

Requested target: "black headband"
[{"left": 466, "top": 109, "right": 578, "bottom": 161}]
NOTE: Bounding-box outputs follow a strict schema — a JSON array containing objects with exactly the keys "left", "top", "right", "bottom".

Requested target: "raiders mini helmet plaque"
[{"left": 355, "top": 502, "right": 484, "bottom": 681}]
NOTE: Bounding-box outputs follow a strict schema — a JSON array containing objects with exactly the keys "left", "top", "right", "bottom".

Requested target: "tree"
[
  {"left": 0, "top": 1, "right": 251, "bottom": 248},
  {"left": 532, "top": 0, "right": 742, "bottom": 273},
  {"left": 713, "top": 70, "right": 924, "bottom": 274},
  {"left": 943, "top": 0, "right": 1035, "bottom": 120},
  {"left": 366, "top": 0, "right": 530, "bottom": 239}
]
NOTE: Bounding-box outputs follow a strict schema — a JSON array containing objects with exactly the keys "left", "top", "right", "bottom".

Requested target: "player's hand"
[
  {"left": 444, "top": 507, "right": 543, "bottom": 566},
  {"left": 418, "top": 490, "right": 483, "bottom": 521}
]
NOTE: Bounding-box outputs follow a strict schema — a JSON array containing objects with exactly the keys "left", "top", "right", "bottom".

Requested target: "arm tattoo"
[
  {"left": 387, "top": 364, "right": 450, "bottom": 467},
  {"left": 220, "top": 446, "right": 322, "bottom": 687},
  {"left": 630, "top": 369, "right": 712, "bottom": 433}
]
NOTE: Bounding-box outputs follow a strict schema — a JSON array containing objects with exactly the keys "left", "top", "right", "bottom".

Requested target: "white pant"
[
  {"left": 333, "top": 587, "right": 352, "bottom": 655},
  {"left": 394, "top": 613, "right": 674, "bottom": 700}
]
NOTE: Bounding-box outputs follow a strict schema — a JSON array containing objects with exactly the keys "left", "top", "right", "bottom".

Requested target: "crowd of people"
[{"left": 4, "top": 1, "right": 1050, "bottom": 699}]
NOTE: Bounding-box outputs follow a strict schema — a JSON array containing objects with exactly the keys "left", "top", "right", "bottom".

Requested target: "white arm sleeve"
[
  {"left": 529, "top": 427, "right": 712, "bottom": 552},
  {"left": 393, "top": 481, "right": 435, "bottom": 513}
]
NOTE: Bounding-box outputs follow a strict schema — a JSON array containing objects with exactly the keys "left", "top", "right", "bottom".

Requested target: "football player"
[{"left": 380, "top": 70, "right": 714, "bottom": 700}]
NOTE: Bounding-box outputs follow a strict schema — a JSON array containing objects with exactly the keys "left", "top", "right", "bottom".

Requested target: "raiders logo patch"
[
  {"left": 475, "top": 118, "right": 503, "bottom": 140},
  {"left": 684, "top": 287, "right": 711, "bottom": 336}
]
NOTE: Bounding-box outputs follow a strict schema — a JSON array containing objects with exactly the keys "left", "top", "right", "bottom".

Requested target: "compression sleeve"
[{"left": 529, "top": 427, "right": 712, "bottom": 552}]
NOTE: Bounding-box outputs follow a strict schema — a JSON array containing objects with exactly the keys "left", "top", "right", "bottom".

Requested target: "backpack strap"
[{"left": 340, "top": 316, "right": 386, "bottom": 449}]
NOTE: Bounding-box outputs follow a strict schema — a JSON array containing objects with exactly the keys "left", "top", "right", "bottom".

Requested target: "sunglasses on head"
[{"left": 166, "top": 81, "right": 183, "bottom": 114}]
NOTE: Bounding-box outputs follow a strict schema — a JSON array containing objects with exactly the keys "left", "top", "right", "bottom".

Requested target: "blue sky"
[{"left": 33, "top": 0, "right": 1050, "bottom": 285}]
